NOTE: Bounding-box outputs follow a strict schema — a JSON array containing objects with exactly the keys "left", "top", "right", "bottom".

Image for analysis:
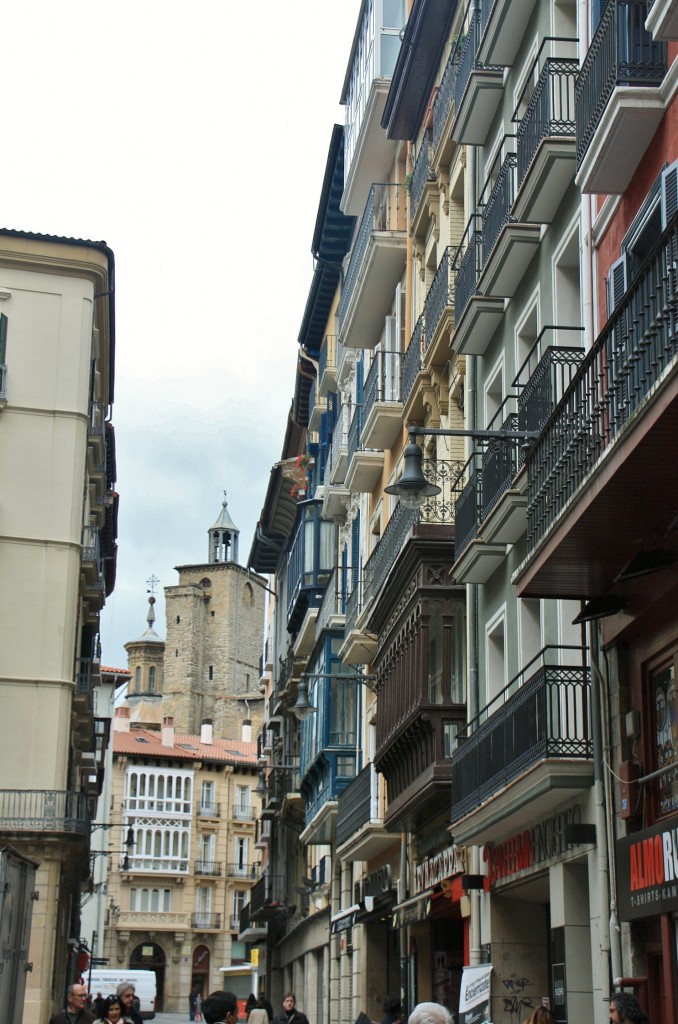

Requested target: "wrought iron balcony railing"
[
  {"left": 364, "top": 458, "right": 464, "bottom": 609},
  {"left": 75, "top": 656, "right": 93, "bottom": 698},
  {"left": 197, "top": 802, "right": 221, "bottom": 818},
  {"left": 347, "top": 404, "right": 363, "bottom": 463},
  {"left": 454, "top": 0, "right": 503, "bottom": 117},
  {"left": 191, "top": 913, "right": 221, "bottom": 930},
  {"left": 339, "top": 183, "right": 407, "bottom": 328},
  {"left": 329, "top": 403, "right": 350, "bottom": 481},
  {"left": 453, "top": 215, "right": 483, "bottom": 325},
  {"left": 410, "top": 134, "right": 436, "bottom": 220},
  {"left": 452, "top": 647, "right": 591, "bottom": 822},
  {"left": 345, "top": 575, "right": 365, "bottom": 637},
  {"left": 227, "top": 863, "right": 260, "bottom": 879},
  {"left": 516, "top": 53, "right": 578, "bottom": 188},
  {"left": 318, "top": 335, "right": 338, "bottom": 384},
  {"left": 514, "top": 326, "right": 585, "bottom": 436},
  {"left": 316, "top": 566, "right": 347, "bottom": 636},
  {"left": 526, "top": 211, "right": 678, "bottom": 552},
  {"left": 481, "top": 405, "right": 522, "bottom": 522},
  {"left": 432, "top": 43, "right": 458, "bottom": 153},
  {"left": 401, "top": 315, "right": 425, "bottom": 407},
  {"left": 453, "top": 455, "right": 482, "bottom": 561},
  {"left": 363, "top": 350, "right": 401, "bottom": 426},
  {"left": 481, "top": 150, "right": 517, "bottom": 268},
  {"left": 424, "top": 247, "right": 454, "bottom": 350},
  {"left": 576, "top": 0, "right": 667, "bottom": 171},
  {"left": 194, "top": 860, "right": 222, "bottom": 876},
  {"left": 0, "top": 789, "right": 90, "bottom": 834},
  {"left": 231, "top": 804, "right": 256, "bottom": 820},
  {"left": 336, "top": 762, "right": 383, "bottom": 848}
]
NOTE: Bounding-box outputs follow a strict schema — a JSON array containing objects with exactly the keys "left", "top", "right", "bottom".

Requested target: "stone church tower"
[{"left": 160, "top": 493, "right": 266, "bottom": 737}]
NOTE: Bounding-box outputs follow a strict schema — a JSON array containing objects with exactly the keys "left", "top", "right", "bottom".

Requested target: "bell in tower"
[{"left": 209, "top": 490, "right": 239, "bottom": 564}]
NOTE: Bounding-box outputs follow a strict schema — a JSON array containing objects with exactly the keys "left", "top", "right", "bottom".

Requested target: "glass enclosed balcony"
[{"left": 286, "top": 502, "right": 336, "bottom": 633}]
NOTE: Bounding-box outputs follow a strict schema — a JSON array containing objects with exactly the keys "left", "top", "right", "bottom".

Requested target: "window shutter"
[
  {"left": 662, "top": 161, "right": 678, "bottom": 226},
  {"left": 608, "top": 255, "right": 628, "bottom": 315},
  {"left": 0, "top": 313, "right": 7, "bottom": 364}
]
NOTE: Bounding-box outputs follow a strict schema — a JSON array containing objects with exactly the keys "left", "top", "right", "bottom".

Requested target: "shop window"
[{"left": 652, "top": 662, "right": 678, "bottom": 816}]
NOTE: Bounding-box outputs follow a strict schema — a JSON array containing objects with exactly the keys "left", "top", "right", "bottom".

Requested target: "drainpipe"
[
  {"left": 399, "top": 832, "right": 409, "bottom": 1016},
  {"left": 578, "top": 0, "right": 595, "bottom": 352},
  {"left": 588, "top": 621, "right": 623, "bottom": 985}
]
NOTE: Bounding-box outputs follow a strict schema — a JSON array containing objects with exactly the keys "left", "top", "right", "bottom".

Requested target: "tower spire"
[{"left": 209, "top": 490, "right": 239, "bottom": 564}]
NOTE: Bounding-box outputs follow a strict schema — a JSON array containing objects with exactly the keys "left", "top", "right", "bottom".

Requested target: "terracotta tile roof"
[
  {"left": 102, "top": 666, "right": 132, "bottom": 675},
  {"left": 113, "top": 727, "right": 258, "bottom": 765}
]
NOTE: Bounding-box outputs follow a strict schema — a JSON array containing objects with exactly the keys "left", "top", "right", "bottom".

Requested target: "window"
[
  {"left": 130, "top": 887, "right": 171, "bottom": 912},
  {"left": 652, "top": 661, "right": 678, "bottom": 816},
  {"left": 135, "top": 666, "right": 141, "bottom": 692},
  {"left": 199, "top": 833, "right": 216, "bottom": 870},
  {"left": 234, "top": 836, "right": 248, "bottom": 875},
  {"left": 200, "top": 780, "right": 215, "bottom": 814},
  {"left": 232, "top": 889, "right": 247, "bottom": 928},
  {"left": 486, "top": 609, "right": 507, "bottom": 706},
  {"left": 235, "top": 785, "right": 250, "bottom": 819},
  {"left": 148, "top": 666, "right": 156, "bottom": 693}
]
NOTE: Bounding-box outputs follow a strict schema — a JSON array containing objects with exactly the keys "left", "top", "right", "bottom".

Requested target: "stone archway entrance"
[{"left": 130, "top": 942, "right": 166, "bottom": 1010}]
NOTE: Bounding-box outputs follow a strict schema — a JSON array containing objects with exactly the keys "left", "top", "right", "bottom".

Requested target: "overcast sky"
[{"left": 4, "top": 1, "right": 363, "bottom": 667}]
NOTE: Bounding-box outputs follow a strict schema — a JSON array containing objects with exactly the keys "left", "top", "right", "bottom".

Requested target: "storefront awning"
[
  {"left": 330, "top": 903, "right": 360, "bottom": 934},
  {"left": 391, "top": 890, "right": 433, "bottom": 928}
]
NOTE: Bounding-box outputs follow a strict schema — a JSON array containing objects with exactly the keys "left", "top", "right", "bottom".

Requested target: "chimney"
[
  {"left": 241, "top": 719, "right": 252, "bottom": 744},
  {"left": 114, "top": 706, "right": 131, "bottom": 733},
  {"left": 162, "top": 715, "right": 175, "bottom": 747},
  {"left": 200, "top": 719, "right": 213, "bottom": 745}
]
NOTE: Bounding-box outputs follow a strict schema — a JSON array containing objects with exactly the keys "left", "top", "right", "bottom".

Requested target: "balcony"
[
  {"left": 247, "top": 871, "right": 290, "bottom": 922},
  {"left": 308, "top": 377, "right": 327, "bottom": 433},
  {"left": 322, "top": 447, "right": 350, "bottom": 522},
  {"left": 513, "top": 51, "right": 578, "bottom": 224},
  {"left": 362, "top": 350, "right": 403, "bottom": 449},
  {"left": 478, "top": 0, "right": 538, "bottom": 66},
  {"left": 424, "top": 247, "right": 455, "bottom": 364},
  {"left": 517, "top": 211, "right": 678, "bottom": 599},
  {"left": 191, "top": 913, "right": 222, "bottom": 931},
  {"left": 74, "top": 656, "right": 94, "bottom": 712},
  {"left": 197, "top": 802, "right": 221, "bottom": 818},
  {"left": 514, "top": 326, "right": 586, "bottom": 437},
  {"left": 345, "top": 405, "right": 383, "bottom": 493},
  {"left": 87, "top": 401, "right": 107, "bottom": 485},
  {"left": 194, "top": 860, "right": 222, "bottom": 876},
  {"left": 401, "top": 315, "right": 428, "bottom": 418},
  {"left": 0, "top": 789, "right": 90, "bottom": 836},
  {"left": 364, "top": 458, "right": 464, "bottom": 612},
  {"left": 339, "top": 577, "right": 378, "bottom": 665},
  {"left": 286, "top": 501, "right": 335, "bottom": 633},
  {"left": 646, "top": 0, "right": 678, "bottom": 40},
  {"left": 328, "top": 403, "right": 350, "bottom": 485},
  {"left": 336, "top": 762, "right": 392, "bottom": 861},
  {"left": 315, "top": 567, "right": 347, "bottom": 639},
  {"left": 477, "top": 150, "right": 541, "bottom": 299},
  {"left": 451, "top": 455, "right": 506, "bottom": 583},
  {"left": 238, "top": 902, "right": 268, "bottom": 943},
  {"left": 81, "top": 524, "right": 105, "bottom": 600},
  {"left": 576, "top": 0, "right": 668, "bottom": 194},
  {"left": 115, "top": 911, "right": 189, "bottom": 930},
  {"left": 339, "top": 183, "right": 407, "bottom": 350},
  {"left": 124, "top": 857, "right": 189, "bottom": 874},
  {"left": 452, "top": 217, "right": 505, "bottom": 356},
  {"left": 318, "top": 335, "right": 338, "bottom": 396},
  {"left": 452, "top": 1, "right": 504, "bottom": 146},
  {"left": 451, "top": 647, "right": 592, "bottom": 845},
  {"left": 226, "top": 863, "right": 260, "bottom": 879},
  {"left": 431, "top": 44, "right": 458, "bottom": 169},
  {"left": 410, "top": 134, "right": 438, "bottom": 238},
  {"left": 231, "top": 804, "right": 257, "bottom": 821}
]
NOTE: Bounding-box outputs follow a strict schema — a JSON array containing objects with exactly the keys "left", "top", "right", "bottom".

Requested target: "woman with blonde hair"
[{"left": 523, "top": 1008, "right": 554, "bottom": 1024}]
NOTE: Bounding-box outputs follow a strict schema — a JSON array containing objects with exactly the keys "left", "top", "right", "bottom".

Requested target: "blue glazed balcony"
[{"left": 286, "top": 502, "right": 336, "bottom": 634}]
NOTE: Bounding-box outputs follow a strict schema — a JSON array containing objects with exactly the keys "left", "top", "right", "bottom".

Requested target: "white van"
[{"left": 86, "top": 969, "right": 157, "bottom": 1019}]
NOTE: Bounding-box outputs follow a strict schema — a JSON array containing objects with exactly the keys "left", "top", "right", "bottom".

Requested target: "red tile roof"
[{"left": 113, "top": 727, "right": 258, "bottom": 764}]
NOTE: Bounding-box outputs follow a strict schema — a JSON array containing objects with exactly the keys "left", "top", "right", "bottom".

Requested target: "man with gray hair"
[
  {"left": 117, "top": 982, "right": 143, "bottom": 1024},
  {"left": 408, "top": 1003, "right": 453, "bottom": 1024}
]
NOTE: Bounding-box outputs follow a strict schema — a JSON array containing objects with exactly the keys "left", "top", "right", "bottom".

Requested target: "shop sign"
[
  {"left": 355, "top": 863, "right": 394, "bottom": 903},
  {"left": 414, "top": 845, "right": 463, "bottom": 893},
  {"left": 392, "top": 892, "right": 432, "bottom": 928},
  {"left": 617, "top": 815, "right": 678, "bottom": 920},
  {"left": 330, "top": 905, "right": 358, "bottom": 934},
  {"left": 483, "top": 805, "right": 584, "bottom": 889},
  {"left": 458, "top": 964, "right": 492, "bottom": 1024}
]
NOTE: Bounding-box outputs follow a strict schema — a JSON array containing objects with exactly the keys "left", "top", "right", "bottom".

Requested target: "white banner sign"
[{"left": 458, "top": 964, "right": 492, "bottom": 1024}]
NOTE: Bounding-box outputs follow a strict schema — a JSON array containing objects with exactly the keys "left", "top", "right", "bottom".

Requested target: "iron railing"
[
  {"left": 526, "top": 211, "right": 678, "bottom": 551},
  {"left": 336, "top": 762, "right": 382, "bottom": 848},
  {"left": 516, "top": 54, "right": 578, "bottom": 187},
  {"left": 339, "top": 184, "right": 407, "bottom": 328},
  {"left": 452, "top": 647, "right": 591, "bottom": 822},
  {"left": 231, "top": 805, "right": 256, "bottom": 820},
  {"left": 330, "top": 403, "right": 350, "bottom": 482},
  {"left": 424, "top": 247, "right": 454, "bottom": 350},
  {"left": 227, "top": 863, "right": 260, "bottom": 879},
  {"left": 191, "top": 913, "right": 221, "bottom": 930},
  {"left": 316, "top": 566, "right": 347, "bottom": 635},
  {"left": 401, "top": 315, "right": 425, "bottom": 407},
  {"left": 197, "top": 803, "right": 221, "bottom": 817},
  {"left": 482, "top": 151, "right": 517, "bottom": 268},
  {"left": 514, "top": 327, "right": 585, "bottom": 436},
  {"left": 453, "top": 215, "right": 483, "bottom": 325},
  {"left": 75, "top": 656, "right": 93, "bottom": 698},
  {"left": 454, "top": 0, "right": 503, "bottom": 117},
  {"left": 345, "top": 576, "right": 366, "bottom": 637},
  {"left": 364, "top": 458, "right": 464, "bottom": 608},
  {"left": 410, "top": 134, "right": 436, "bottom": 219},
  {"left": 453, "top": 455, "right": 482, "bottom": 559},
  {"left": 248, "top": 872, "right": 287, "bottom": 917},
  {"left": 0, "top": 364, "right": 6, "bottom": 400},
  {"left": 576, "top": 0, "right": 667, "bottom": 169},
  {"left": 481, "top": 405, "right": 521, "bottom": 522},
  {"left": 194, "top": 860, "right": 222, "bottom": 876},
  {"left": 432, "top": 43, "right": 458, "bottom": 152},
  {"left": 363, "top": 350, "right": 401, "bottom": 427},
  {"left": 347, "top": 404, "right": 364, "bottom": 464},
  {"left": 319, "top": 335, "right": 338, "bottom": 384},
  {"left": 0, "top": 789, "right": 90, "bottom": 834}
]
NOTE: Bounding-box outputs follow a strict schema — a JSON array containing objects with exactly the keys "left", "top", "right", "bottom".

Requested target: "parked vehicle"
[{"left": 86, "top": 969, "right": 157, "bottom": 1019}]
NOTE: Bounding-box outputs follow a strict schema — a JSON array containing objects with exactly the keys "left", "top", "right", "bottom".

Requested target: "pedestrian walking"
[
  {"left": 273, "top": 992, "right": 310, "bottom": 1024},
  {"left": 190, "top": 989, "right": 199, "bottom": 1022},
  {"left": 49, "top": 983, "right": 96, "bottom": 1024},
  {"left": 203, "top": 991, "right": 238, "bottom": 1024},
  {"left": 196, "top": 993, "right": 203, "bottom": 1021}
]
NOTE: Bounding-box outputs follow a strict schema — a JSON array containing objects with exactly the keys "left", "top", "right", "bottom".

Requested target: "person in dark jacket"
[
  {"left": 48, "top": 983, "right": 96, "bottom": 1024},
  {"left": 381, "top": 994, "right": 401, "bottom": 1024},
  {"left": 117, "top": 983, "right": 143, "bottom": 1024},
  {"left": 272, "top": 992, "right": 309, "bottom": 1024},
  {"left": 203, "top": 991, "right": 238, "bottom": 1024}
]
